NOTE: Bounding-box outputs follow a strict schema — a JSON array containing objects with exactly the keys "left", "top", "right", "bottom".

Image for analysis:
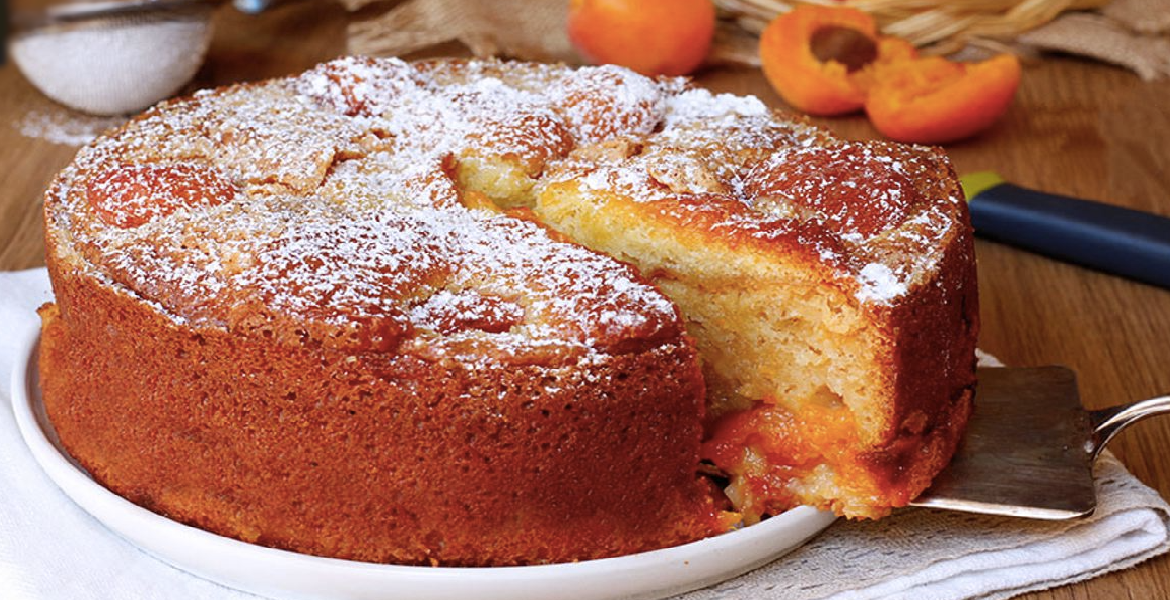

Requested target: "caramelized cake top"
[{"left": 45, "top": 56, "right": 965, "bottom": 360}]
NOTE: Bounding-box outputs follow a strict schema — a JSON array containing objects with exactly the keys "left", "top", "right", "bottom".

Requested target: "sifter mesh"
[{"left": 11, "top": 6, "right": 213, "bottom": 116}]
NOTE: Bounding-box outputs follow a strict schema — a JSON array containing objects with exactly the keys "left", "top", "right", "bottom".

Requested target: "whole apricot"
[{"left": 568, "top": 0, "right": 716, "bottom": 76}]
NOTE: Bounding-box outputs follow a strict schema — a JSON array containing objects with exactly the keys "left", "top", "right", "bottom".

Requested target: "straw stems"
[{"left": 713, "top": 0, "right": 1111, "bottom": 46}]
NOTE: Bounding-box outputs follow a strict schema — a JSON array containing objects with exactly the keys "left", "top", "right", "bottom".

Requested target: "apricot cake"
[{"left": 39, "top": 56, "right": 978, "bottom": 565}]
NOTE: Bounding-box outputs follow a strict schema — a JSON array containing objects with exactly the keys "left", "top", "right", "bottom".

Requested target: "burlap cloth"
[{"left": 344, "top": 0, "right": 1170, "bottom": 80}]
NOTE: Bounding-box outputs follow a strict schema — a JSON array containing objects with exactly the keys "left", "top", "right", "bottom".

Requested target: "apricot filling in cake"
[{"left": 38, "top": 56, "right": 977, "bottom": 566}]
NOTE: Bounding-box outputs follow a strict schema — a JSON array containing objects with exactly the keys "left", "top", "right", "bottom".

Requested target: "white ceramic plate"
[{"left": 10, "top": 326, "right": 835, "bottom": 600}]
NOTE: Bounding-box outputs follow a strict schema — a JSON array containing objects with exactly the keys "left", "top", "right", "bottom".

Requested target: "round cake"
[{"left": 39, "top": 57, "right": 978, "bottom": 565}]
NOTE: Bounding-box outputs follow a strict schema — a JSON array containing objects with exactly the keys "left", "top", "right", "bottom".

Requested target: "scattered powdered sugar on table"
[{"left": 18, "top": 109, "right": 126, "bottom": 146}]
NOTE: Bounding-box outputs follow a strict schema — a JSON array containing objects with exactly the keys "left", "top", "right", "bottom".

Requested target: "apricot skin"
[{"left": 568, "top": 0, "right": 715, "bottom": 77}]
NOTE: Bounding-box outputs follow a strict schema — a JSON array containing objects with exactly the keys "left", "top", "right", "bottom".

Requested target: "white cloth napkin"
[{"left": 2, "top": 268, "right": 1169, "bottom": 600}]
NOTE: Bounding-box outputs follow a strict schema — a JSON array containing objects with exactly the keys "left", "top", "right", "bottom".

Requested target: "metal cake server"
[{"left": 909, "top": 366, "right": 1170, "bottom": 519}]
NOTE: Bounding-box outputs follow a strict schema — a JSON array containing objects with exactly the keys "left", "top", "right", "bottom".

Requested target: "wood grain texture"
[{"left": 2, "top": 3, "right": 1169, "bottom": 597}]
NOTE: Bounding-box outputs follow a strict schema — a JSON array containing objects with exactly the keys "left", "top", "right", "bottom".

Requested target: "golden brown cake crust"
[{"left": 40, "top": 254, "right": 720, "bottom": 566}]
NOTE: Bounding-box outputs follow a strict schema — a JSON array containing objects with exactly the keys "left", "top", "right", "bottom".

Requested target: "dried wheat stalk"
[{"left": 714, "top": 0, "right": 1111, "bottom": 46}]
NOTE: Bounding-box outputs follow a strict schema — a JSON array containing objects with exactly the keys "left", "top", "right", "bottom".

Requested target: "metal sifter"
[{"left": 9, "top": 0, "right": 219, "bottom": 116}]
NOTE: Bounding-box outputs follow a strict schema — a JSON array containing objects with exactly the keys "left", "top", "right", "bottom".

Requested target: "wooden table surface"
[{"left": 3, "top": 2, "right": 1170, "bottom": 598}]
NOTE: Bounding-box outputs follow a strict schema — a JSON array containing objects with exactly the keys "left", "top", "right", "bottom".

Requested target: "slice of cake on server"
[{"left": 537, "top": 89, "right": 978, "bottom": 519}]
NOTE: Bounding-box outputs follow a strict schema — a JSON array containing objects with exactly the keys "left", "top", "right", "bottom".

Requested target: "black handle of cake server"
[{"left": 962, "top": 172, "right": 1170, "bottom": 290}]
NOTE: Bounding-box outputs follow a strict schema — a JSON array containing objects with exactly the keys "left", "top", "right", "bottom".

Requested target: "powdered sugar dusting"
[
  {"left": 542, "top": 77, "right": 960, "bottom": 306},
  {"left": 48, "top": 57, "right": 966, "bottom": 359},
  {"left": 549, "top": 64, "right": 667, "bottom": 144},
  {"left": 856, "top": 263, "right": 907, "bottom": 303}
]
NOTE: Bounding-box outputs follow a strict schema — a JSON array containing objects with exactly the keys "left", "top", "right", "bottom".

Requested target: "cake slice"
[{"left": 534, "top": 87, "right": 978, "bottom": 519}]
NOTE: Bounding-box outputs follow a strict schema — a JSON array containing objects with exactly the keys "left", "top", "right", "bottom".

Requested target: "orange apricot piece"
[
  {"left": 865, "top": 53, "right": 1022, "bottom": 144},
  {"left": 86, "top": 163, "right": 237, "bottom": 228},
  {"left": 759, "top": 6, "right": 880, "bottom": 116}
]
